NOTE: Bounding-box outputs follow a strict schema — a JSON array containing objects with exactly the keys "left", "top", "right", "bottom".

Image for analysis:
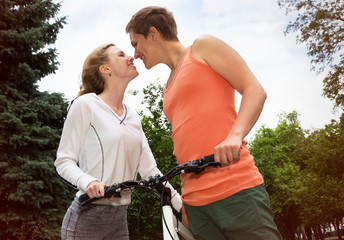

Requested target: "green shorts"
[{"left": 184, "top": 184, "right": 282, "bottom": 240}]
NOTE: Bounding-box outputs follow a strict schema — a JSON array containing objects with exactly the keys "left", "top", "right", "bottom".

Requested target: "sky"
[{"left": 39, "top": 0, "right": 339, "bottom": 140}]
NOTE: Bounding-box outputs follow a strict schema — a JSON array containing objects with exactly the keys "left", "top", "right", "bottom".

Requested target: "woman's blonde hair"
[{"left": 78, "top": 43, "right": 115, "bottom": 96}]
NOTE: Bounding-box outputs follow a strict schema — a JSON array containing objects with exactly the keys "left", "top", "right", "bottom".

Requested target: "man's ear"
[{"left": 149, "top": 26, "right": 159, "bottom": 41}]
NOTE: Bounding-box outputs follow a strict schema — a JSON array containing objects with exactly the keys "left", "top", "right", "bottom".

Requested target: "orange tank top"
[{"left": 163, "top": 46, "right": 264, "bottom": 206}]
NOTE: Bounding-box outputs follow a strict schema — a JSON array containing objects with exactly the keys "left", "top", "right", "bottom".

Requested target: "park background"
[
  {"left": 39, "top": 0, "right": 338, "bottom": 139},
  {"left": 0, "top": 0, "right": 343, "bottom": 239}
]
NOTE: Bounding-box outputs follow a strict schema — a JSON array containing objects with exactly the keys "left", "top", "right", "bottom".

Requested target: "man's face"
[{"left": 129, "top": 31, "right": 155, "bottom": 69}]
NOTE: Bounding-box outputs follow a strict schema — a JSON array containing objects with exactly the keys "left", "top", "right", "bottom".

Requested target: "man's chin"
[{"left": 144, "top": 63, "right": 153, "bottom": 70}]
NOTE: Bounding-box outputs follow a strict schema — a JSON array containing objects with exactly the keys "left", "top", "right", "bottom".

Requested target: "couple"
[{"left": 55, "top": 6, "right": 282, "bottom": 240}]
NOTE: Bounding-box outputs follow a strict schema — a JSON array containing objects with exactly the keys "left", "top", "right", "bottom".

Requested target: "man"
[{"left": 126, "top": 6, "right": 282, "bottom": 240}]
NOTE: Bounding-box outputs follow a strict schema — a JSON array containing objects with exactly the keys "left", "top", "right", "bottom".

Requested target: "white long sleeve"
[{"left": 55, "top": 93, "right": 181, "bottom": 210}]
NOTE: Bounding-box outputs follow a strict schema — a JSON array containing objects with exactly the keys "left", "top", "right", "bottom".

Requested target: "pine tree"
[{"left": 0, "top": 1, "right": 73, "bottom": 239}]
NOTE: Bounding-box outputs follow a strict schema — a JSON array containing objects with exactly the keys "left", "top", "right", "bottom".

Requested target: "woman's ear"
[{"left": 99, "top": 65, "right": 110, "bottom": 75}]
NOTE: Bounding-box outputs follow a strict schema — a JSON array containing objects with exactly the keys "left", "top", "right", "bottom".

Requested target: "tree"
[
  {"left": 278, "top": 0, "right": 344, "bottom": 108},
  {"left": 250, "top": 111, "right": 344, "bottom": 239},
  {"left": 297, "top": 114, "right": 344, "bottom": 240},
  {"left": 249, "top": 111, "right": 306, "bottom": 240},
  {"left": 0, "top": 1, "right": 71, "bottom": 239},
  {"left": 127, "top": 82, "right": 181, "bottom": 240}
]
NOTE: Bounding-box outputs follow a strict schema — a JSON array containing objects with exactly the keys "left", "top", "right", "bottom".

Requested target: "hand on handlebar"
[
  {"left": 214, "top": 135, "right": 242, "bottom": 166},
  {"left": 86, "top": 181, "right": 114, "bottom": 201},
  {"left": 80, "top": 155, "right": 222, "bottom": 206},
  {"left": 86, "top": 180, "right": 105, "bottom": 198}
]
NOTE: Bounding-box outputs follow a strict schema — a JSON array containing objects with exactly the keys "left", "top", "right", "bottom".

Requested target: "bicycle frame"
[{"left": 162, "top": 205, "right": 195, "bottom": 240}]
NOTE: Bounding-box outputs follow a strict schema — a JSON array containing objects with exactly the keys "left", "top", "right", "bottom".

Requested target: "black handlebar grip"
[
  {"left": 79, "top": 193, "right": 105, "bottom": 206},
  {"left": 79, "top": 193, "right": 90, "bottom": 203},
  {"left": 201, "top": 154, "right": 215, "bottom": 163}
]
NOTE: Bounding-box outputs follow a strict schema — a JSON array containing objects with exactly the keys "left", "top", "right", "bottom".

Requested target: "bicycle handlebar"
[
  {"left": 79, "top": 180, "right": 146, "bottom": 206},
  {"left": 79, "top": 154, "right": 221, "bottom": 206}
]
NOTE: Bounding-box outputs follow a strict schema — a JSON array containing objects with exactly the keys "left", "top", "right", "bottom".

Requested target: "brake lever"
[
  {"left": 104, "top": 186, "right": 122, "bottom": 199},
  {"left": 80, "top": 185, "right": 123, "bottom": 206},
  {"left": 180, "top": 161, "right": 222, "bottom": 174},
  {"left": 194, "top": 162, "right": 222, "bottom": 175},
  {"left": 181, "top": 165, "right": 202, "bottom": 173}
]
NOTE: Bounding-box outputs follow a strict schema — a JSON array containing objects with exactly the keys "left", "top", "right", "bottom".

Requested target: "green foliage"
[
  {"left": 127, "top": 81, "right": 180, "bottom": 240},
  {"left": 250, "top": 110, "right": 344, "bottom": 240},
  {"left": 0, "top": 1, "right": 73, "bottom": 239},
  {"left": 297, "top": 116, "right": 344, "bottom": 227},
  {"left": 250, "top": 111, "right": 304, "bottom": 239},
  {"left": 278, "top": 0, "right": 344, "bottom": 108},
  {"left": 304, "top": 118, "right": 344, "bottom": 177}
]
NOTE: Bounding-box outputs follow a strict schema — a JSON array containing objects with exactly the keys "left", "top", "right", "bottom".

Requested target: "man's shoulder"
[
  {"left": 193, "top": 34, "right": 218, "bottom": 47},
  {"left": 191, "top": 34, "right": 220, "bottom": 63}
]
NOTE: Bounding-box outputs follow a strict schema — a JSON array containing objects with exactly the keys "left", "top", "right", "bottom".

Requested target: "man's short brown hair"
[{"left": 126, "top": 6, "right": 179, "bottom": 41}]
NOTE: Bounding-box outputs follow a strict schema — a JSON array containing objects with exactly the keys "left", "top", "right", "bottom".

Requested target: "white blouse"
[{"left": 55, "top": 93, "right": 181, "bottom": 210}]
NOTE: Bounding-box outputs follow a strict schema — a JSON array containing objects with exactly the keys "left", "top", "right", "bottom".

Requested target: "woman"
[{"left": 54, "top": 43, "right": 181, "bottom": 240}]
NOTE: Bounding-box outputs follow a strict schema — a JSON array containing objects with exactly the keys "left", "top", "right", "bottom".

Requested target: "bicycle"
[{"left": 79, "top": 154, "right": 222, "bottom": 240}]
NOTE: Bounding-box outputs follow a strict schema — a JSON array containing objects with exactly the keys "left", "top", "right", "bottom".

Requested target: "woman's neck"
[{"left": 98, "top": 85, "right": 126, "bottom": 115}]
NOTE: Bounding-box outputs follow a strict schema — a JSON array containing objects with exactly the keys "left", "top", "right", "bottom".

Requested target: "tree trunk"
[
  {"left": 335, "top": 220, "right": 343, "bottom": 240},
  {"left": 313, "top": 226, "right": 319, "bottom": 240},
  {"left": 316, "top": 225, "right": 324, "bottom": 240},
  {"left": 287, "top": 223, "right": 296, "bottom": 240},
  {"left": 305, "top": 226, "right": 313, "bottom": 240}
]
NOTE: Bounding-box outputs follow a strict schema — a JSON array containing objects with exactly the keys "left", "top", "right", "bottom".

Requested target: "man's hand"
[{"left": 214, "top": 134, "right": 242, "bottom": 166}]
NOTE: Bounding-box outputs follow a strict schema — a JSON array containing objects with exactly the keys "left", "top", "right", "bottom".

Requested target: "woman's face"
[{"left": 105, "top": 46, "right": 138, "bottom": 81}]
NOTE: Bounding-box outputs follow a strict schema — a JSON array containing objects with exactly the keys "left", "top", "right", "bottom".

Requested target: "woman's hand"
[{"left": 86, "top": 180, "right": 106, "bottom": 198}]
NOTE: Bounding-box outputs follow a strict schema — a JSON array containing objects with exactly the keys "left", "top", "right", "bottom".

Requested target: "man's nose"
[{"left": 134, "top": 50, "right": 141, "bottom": 59}]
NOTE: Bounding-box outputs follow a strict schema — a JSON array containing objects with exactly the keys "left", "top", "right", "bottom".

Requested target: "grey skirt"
[{"left": 61, "top": 198, "right": 129, "bottom": 240}]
